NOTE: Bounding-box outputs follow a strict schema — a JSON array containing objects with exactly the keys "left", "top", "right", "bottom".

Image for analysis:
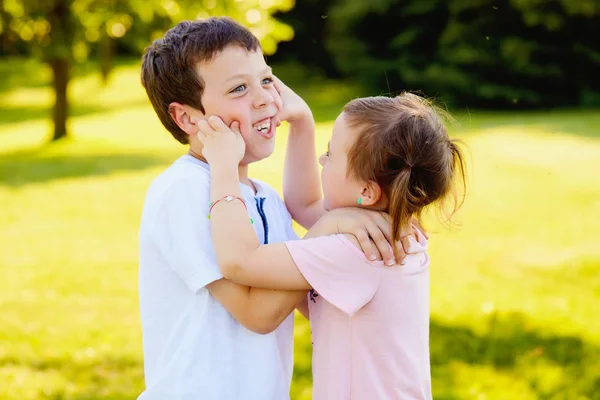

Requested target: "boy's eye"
[
  {"left": 261, "top": 77, "right": 274, "bottom": 85},
  {"left": 231, "top": 84, "right": 246, "bottom": 93},
  {"left": 324, "top": 151, "right": 330, "bottom": 157}
]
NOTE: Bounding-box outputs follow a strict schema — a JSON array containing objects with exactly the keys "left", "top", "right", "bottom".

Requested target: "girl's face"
[{"left": 319, "top": 112, "right": 365, "bottom": 211}]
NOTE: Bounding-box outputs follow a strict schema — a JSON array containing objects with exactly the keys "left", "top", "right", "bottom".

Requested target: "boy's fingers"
[
  {"left": 370, "top": 212, "right": 394, "bottom": 245},
  {"left": 354, "top": 229, "right": 380, "bottom": 262},
  {"left": 395, "top": 240, "right": 408, "bottom": 265},
  {"left": 366, "top": 223, "right": 395, "bottom": 265},
  {"left": 411, "top": 217, "right": 428, "bottom": 239},
  {"left": 229, "top": 120, "right": 241, "bottom": 134},
  {"left": 207, "top": 115, "right": 228, "bottom": 132},
  {"left": 196, "top": 119, "right": 212, "bottom": 138}
]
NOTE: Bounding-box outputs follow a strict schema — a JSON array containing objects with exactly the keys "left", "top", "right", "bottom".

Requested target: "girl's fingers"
[{"left": 272, "top": 75, "right": 283, "bottom": 93}]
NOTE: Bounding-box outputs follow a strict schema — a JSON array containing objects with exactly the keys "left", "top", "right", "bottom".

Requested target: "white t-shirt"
[{"left": 137, "top": 155, "right": 298, "bottom": 400}]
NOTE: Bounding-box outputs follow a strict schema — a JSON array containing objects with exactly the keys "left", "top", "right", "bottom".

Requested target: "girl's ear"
[
  {"left": 358, "top": 180, "right": 383, "bottom": 206},
  {"left": 169, "top": 102, "right": 202, "bottom": 136}
]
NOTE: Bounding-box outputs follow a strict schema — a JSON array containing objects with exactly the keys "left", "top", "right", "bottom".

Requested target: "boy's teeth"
[{"left": 253, "top": 119, "right": 271, "bottom": 131}]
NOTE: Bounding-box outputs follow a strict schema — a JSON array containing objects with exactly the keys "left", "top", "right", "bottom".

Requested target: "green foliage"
[
  {"left": 1, "top": 58, "right": 600, "bottom": 399},
  {"left": 1, "top": 0, "right": 295, "bottom": 60},
  {"left": 0, "top": 0, "right": 295, "bottom": 139},
  {"left": 275, "top": 0, "right": 600, "bottom": 108}
]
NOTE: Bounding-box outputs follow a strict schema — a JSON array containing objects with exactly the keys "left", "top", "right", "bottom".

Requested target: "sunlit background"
[{"left": 1, "top": 0, "right": 599, "bottom": 399}]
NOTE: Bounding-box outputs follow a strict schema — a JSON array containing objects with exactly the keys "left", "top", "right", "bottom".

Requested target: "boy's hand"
[
  {"left": 196, "top": 116, "right": 245, "bottom": 167},
  {"left": 273, "top": 76, "right": 313, "bottom": 124},
  {"left": 313, "top": 208, "right": 410, "bottom": 266},
  {"left": 331, "top": 208, "right": 402, "bottom": 266}
]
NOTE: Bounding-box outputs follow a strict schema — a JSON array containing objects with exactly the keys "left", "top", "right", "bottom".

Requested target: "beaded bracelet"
[{"left": 208, "top": 195, "right": 254, "bottom": 224}]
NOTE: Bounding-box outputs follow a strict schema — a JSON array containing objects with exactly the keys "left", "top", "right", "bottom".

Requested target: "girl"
[{"left": 198, "top": 93, "right": 466, "bottom": 399}]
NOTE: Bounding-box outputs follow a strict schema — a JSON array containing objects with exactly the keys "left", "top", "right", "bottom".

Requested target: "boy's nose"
[
  {"left": 318, "top": 154, "right": 326, "bottom": 166},
  {"left": 253, "top": 88, "right": 274, "bottom": 109}
]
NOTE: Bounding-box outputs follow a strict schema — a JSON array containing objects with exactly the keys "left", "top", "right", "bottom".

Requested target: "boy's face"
[{"left": 195, "top": 45, "right": 281, "bottom": 164}]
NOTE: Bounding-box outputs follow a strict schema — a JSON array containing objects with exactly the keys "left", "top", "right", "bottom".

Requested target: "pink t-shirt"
[{"left": 285, "top": 231, "right": 431, "bottom": 400}]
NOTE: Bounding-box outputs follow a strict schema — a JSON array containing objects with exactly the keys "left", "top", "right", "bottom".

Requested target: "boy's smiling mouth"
[{"left": 252, "top": 117, "right": 274, "bottom": 139}]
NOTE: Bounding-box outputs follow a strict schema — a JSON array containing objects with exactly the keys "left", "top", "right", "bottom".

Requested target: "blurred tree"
[
  {"left": 325, "top": 0, "right": 450, "bottom": 95},
  {"left": 1, "top": 0, "right": 294, "bottom": 140},
  {"left": 269, "top": 0, "right": 339, "bottom": 77},
  {"left": 426, "top": 0, "right": 600, "bottom": 107},
  {"left": 274, "top": 0, "right": 600, "bottom": 108}
]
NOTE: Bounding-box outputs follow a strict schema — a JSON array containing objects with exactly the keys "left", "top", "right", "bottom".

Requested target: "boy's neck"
[{"left": 188, "top": 149, "right": 256, "bottom": 193}]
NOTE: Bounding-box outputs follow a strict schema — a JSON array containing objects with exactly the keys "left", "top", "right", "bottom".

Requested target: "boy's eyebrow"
[
  {"left": 225, "top": 67, "right": 273, "bottom": 83},
  {"left": 327, "top": 141, "right": 331, "bottom": 154}
]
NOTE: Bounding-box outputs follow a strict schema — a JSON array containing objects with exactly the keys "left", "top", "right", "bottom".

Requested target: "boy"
[{"left": 138, "top": 17, "right": 397, "bottom": 399}]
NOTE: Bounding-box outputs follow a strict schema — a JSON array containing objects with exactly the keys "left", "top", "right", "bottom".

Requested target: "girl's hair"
[{"left": 343, "top": 93, "right": 467, "bottom": 244}]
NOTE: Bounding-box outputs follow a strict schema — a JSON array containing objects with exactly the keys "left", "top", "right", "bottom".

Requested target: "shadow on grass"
[
  {"left": 293, "top": 312, "right": 600, "bottom": 399},
  {"left": 0, "top": 149, "right": 170, "bottom": 187},
  {"left": 0, "top": 99, "right": 150, "bottom": 127},
  {"left": 431, "top": 313, "right": 584, "bottom": 367},
  {"left": 0, "top": 57, "right": 140, "bottom": 94},
  {"left": 1, "top": 312, "right": 598, "bottom": 399},
  {"left": 430, "top": 312, "right": 600, "bottom": 398}
]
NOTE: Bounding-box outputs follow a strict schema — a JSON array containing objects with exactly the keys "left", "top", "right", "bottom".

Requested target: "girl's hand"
[
  {"left": 196, "top": 116, "right": 245, "bottom": 167},
  {"left": 272, "top": 76, "right": 313, "bottom": 124}
]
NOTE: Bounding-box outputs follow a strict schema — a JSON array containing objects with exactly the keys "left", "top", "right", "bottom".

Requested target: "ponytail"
[
  {"left": 388, "top": 166, "right": 429, "bottom": 260},
  {"left": 343, "top": 93, "right": 467, "bottom": 253}
]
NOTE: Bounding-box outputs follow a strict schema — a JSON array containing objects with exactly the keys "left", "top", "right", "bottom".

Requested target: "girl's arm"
[
  {"left": 275, "top": 77, "right": 327, "bottom": 229},
  {"left": 198, "top": 116, "right": 397, "bottom": 291}
]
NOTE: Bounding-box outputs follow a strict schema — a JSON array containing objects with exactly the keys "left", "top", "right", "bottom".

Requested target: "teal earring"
[{"left": 357, "top": 197, "right": 363, "bottom": 205}]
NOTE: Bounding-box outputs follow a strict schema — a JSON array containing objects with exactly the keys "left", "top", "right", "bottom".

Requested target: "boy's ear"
[
  {"left": 169, "top": 102, "right": 201, "bottom": 136},
  {"left": 359, "top": 180, "right": 383, "bottom": 206}
]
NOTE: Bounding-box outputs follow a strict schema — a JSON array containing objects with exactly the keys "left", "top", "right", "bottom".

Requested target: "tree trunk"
[
  {"left": 100, "top": 34, "right": 115, "bottom": 85},
  {"left": 50, "top": 58, "right": 70, "bottom": 141},
  {"left": 47, "top": 0, "right": 72, "bottom": 141}
]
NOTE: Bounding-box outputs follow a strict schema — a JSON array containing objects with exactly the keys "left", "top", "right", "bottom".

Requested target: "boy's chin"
[{"left": 242, "top": 148, "right": 275, "bottom": 164}]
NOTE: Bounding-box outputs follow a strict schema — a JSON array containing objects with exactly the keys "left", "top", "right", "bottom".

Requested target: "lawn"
[{"left": 1, "top": 58, "right": 600, "bottom": 399}]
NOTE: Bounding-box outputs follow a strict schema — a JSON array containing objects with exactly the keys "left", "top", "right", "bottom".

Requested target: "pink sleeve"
[{"left": 285, "top": 235, "right": 382, "bottom": 316}]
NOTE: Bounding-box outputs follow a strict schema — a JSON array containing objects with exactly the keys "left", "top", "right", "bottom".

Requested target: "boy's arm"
[
  {"left": 206, "top": 279, "right": 306, "bottom": 334},
  {"left": 296, "top": 296, "right": 310, "bottom": 320},
  {"left": 275, "top": 77, "right": 327, "bottom": 229}
]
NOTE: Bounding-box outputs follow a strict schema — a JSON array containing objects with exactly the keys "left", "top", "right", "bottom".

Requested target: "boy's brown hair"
[
  {"left": 141, "top": 17, "right": 261, "bottom": 144},
  {"left": 343, "top": 93, "right": 467, "bottom": 245}
]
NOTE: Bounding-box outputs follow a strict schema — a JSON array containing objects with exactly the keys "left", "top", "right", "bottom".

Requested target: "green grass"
[{"left": 1, "top": 58, "right": 600, "bottom": 399}]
